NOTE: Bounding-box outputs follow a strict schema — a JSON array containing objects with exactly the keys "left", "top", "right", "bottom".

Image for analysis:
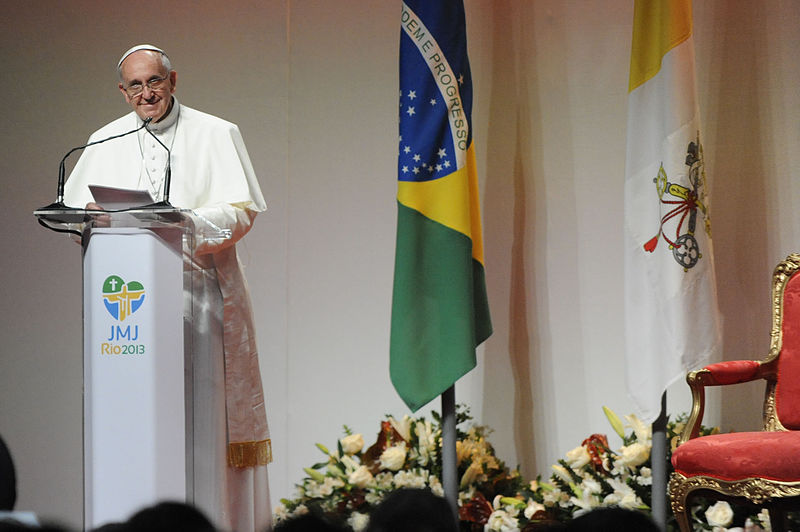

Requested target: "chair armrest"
[
  {"left": 702, "top": 360, "right": 766, "bottom": 384},
  {"left": 677, "top": 359, "right": 777, "bottom": 445}
]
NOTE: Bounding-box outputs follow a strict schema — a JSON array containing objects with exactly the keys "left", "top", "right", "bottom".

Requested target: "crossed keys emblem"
[{"left": 642, "top": 136, "right": 712, "bottom": 271}]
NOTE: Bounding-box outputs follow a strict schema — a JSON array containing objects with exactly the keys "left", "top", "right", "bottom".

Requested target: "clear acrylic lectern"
[{"left": 35, "top": 206, "right": 225, "bottom": 529}]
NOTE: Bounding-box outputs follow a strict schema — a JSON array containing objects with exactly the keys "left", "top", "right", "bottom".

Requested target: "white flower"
[
  {"left": 565, "top": 446, "right": 591, "bottom": 469},
  {"left": 523, "top": 499, "right": 546, "bottom": 519},
  {"left": 750, "top": 509, "right": 771, "bottom": 531},
  {"left": 340, "top": 433, "right": 364, "bottom": 455},
  {"left": 348, "top": 465, "right": 374, "bottom": 489},
  {"left": 389, "top": 415, "right": 412, "bottom": 441},
  {"left": 542, "top": 488, "right": 560, "bottom": 506},
  {"left": 347, "top": 511, "right": 370, "bottom": 532},
  {"left": 542, "top": 487, "right": 569, "bottom": 507},
  {"left": 625, "top": 413, "right": 652, "bottom": 444},
  {"left": 273, "top": 504, "right": 289, "bottom": 521},
  {"left": 459, "top": 485, "right": 476, "bottom": 503},
  {"left": 407, "top": 446, "right": 420, "bottom": 464},
  {"left": 428, "top": 475, "right": 444, "bottom": 497},
  {"left": 415, "top": 420, "right": 434, "bottom": 444},
  {"left": 618, "top": 442, "right": 650, "bottom": 468},
  {"left": 379, "top": 443, "right": 407, "bottom": 471},
  {"left": 605, "top": 478, "right": 639, "bottom": 509},
  {"left": 415, "top": 420, "right": 436, "bottom": 466},
  {"left": 302, "top": 480, "right": 322, "bottom": 498},
  {"left": 293, "top": 504, "right": 309, "bottom": 516},
  {"left": 491, "top": 495, "right": 520, "bottom": 517},
  {"left": 636, "top": 466, "right": 653, "bottom": 486},
  {"left": 569, "top": 486, "right": 601, "bottom": 512},
  {"left": 759, "top": 508, "right": 771, "bottom": 529},
  {"left": 551, "top": 464, "right": 573, "bottom": 484},
  {"left": 484, "top": 510, "right": 520, "bottom": 531},
  {"left": 609, "top": 459, "right": 626, "bottom": 477},
  {"left": 705, "top": 501, "right": 734, "bottom": 528},
  {"left": 340, "top": 454, "right": 359, "bottom": 473},
  {"left": 393, "top": 469, "right": 428, "bottom": 489},
  {"left": 309, "top": 476, "right": 344, "bottom": 497},
  {"left": 365, "top": 491, "right": 383, "bottom": 505},
  {"left": 374, "top": 472, "right": 394, "bottom": 489},
  {"left": 617, "top": 491, "right": 641, "bottom": 510},
  {"left": 492, "top": 494, "right": 502, "bottom": 508},
  {"left": 580, "top": 477, "right": 602, "bottom": 495}
]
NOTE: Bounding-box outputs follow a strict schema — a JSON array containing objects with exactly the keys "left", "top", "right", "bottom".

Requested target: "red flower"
[
  {"left": 581, "top": 433, "right": 610, "bottom": 473},
  {"left": 361, "top": 421, "right": 408, "bottom": 474},
  {"left": 459, "top": 491, "right": 493, "bottom": 525}
]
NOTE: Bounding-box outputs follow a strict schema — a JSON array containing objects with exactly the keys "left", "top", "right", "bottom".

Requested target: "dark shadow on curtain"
[
  {"left": 480, "top": 0, "right": 543, "bottom": 478},
  {"left": 702, "top": 0, "right": 771, "bottom": 432}
]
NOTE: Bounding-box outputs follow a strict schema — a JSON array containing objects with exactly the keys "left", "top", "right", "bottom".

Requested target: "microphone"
[
  {"left": 142, "top": 118, "right": 173, "bottom": 208},
  {"left": 39, "top": 117, "right": 153, "bottom": 210}
]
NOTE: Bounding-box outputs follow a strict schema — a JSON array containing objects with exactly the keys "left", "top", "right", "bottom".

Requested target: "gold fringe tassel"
[{"left": 228, "top": 439, "right": 272, "bottom": 468}]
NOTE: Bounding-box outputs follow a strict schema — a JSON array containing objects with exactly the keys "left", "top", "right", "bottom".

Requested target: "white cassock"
[{"left": 64, "top": 98, "right": 271, "bottom": 532}]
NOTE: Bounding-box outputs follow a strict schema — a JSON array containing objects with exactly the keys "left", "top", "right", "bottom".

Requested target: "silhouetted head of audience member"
[
  {"left": 525, "top": 520, "right": 568, "bottom": 531},
  {"left": 0, "top": 435, "right": 17, "bottom": 511},
  {"left": 565, "top": 506, "right": 659, "bottom": 532},
  {"left": 122, "top": 501, "right": 215, "bottom": 532},
  {"left": 91, "top": 523, "right": 126, "bottom": 532},
  {"left": 0, "top": 521, "right": 71, "bottom": 532},
  {"left": 365, "top": 488, "right": 458, "bottom": 532},
  {"left": 273, "top": 511, "right": 346, "bottom": 532}
]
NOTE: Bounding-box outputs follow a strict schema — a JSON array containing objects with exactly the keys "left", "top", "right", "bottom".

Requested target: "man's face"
[{"left": 118, "top": 50, "right": 177, "bottom": 121}]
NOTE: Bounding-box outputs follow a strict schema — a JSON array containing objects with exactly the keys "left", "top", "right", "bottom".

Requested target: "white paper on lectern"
[
  {"left": 89, "top": 185, "right": 154, "bottom": 210},
  {"left": 83, "top": 228, "right": 185, "bottom": 528}
]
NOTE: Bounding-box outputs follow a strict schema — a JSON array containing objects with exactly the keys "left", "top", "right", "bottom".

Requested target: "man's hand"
[{"left": 85, "top": 202, "right": 111, "bottom": 227}]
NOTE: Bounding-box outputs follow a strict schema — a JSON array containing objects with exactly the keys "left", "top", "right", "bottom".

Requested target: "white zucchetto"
[{"left": 117, "top": 44, "right": 168, "bottom": 68}]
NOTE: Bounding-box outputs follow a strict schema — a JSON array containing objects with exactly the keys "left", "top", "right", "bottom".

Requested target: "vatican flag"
[{"left": 624, "top": 0, "right": 721, "bottom": 423}]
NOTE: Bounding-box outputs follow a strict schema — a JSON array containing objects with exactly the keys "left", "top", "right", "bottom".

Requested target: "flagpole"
[
  {"left": 441, "top": 384, "right": 459, "bottom": 525},
  {"left": 651, "top": 392, "right": 668, "bottom": 530}
]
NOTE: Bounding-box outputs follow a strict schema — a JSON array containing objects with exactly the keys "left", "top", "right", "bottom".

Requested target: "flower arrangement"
[
  {"left": 273, "top": 406, "right": 785, "bottom": 531},
  {"left": 274, "top": 407, "right": 522, "bottom": 530}
]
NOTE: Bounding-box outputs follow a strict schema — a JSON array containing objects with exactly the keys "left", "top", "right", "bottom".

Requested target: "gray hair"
[{"left": 117, "top": 47, "right": 173, "bottom": 82}]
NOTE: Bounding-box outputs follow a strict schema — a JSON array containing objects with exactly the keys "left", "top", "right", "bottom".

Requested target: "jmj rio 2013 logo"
[{"left": 101, "top": 275, "right": 146, "bottom": 355}]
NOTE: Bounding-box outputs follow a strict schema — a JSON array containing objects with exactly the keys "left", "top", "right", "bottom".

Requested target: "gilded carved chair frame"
[{"left": 669, "top": 254, "right": 800, "bottom": 532}]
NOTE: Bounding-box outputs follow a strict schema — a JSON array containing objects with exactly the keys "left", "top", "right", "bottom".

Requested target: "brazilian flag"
[{"left": 391, "top": 0, "right": 492, "bottom": 412}]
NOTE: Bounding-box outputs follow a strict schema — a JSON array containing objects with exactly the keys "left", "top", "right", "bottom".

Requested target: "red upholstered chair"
[{"left": 669, "top": 254, "right": 800, "bottom": 531}]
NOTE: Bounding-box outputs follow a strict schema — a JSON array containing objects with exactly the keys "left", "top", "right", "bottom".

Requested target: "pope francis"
[{"left": 63, "top": 44, "right": 271, "bottom": 532}]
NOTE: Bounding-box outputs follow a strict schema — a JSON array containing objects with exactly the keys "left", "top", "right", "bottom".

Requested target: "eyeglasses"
[{"left": 123, "top": 75, "right": 170, "bottom": 98}]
